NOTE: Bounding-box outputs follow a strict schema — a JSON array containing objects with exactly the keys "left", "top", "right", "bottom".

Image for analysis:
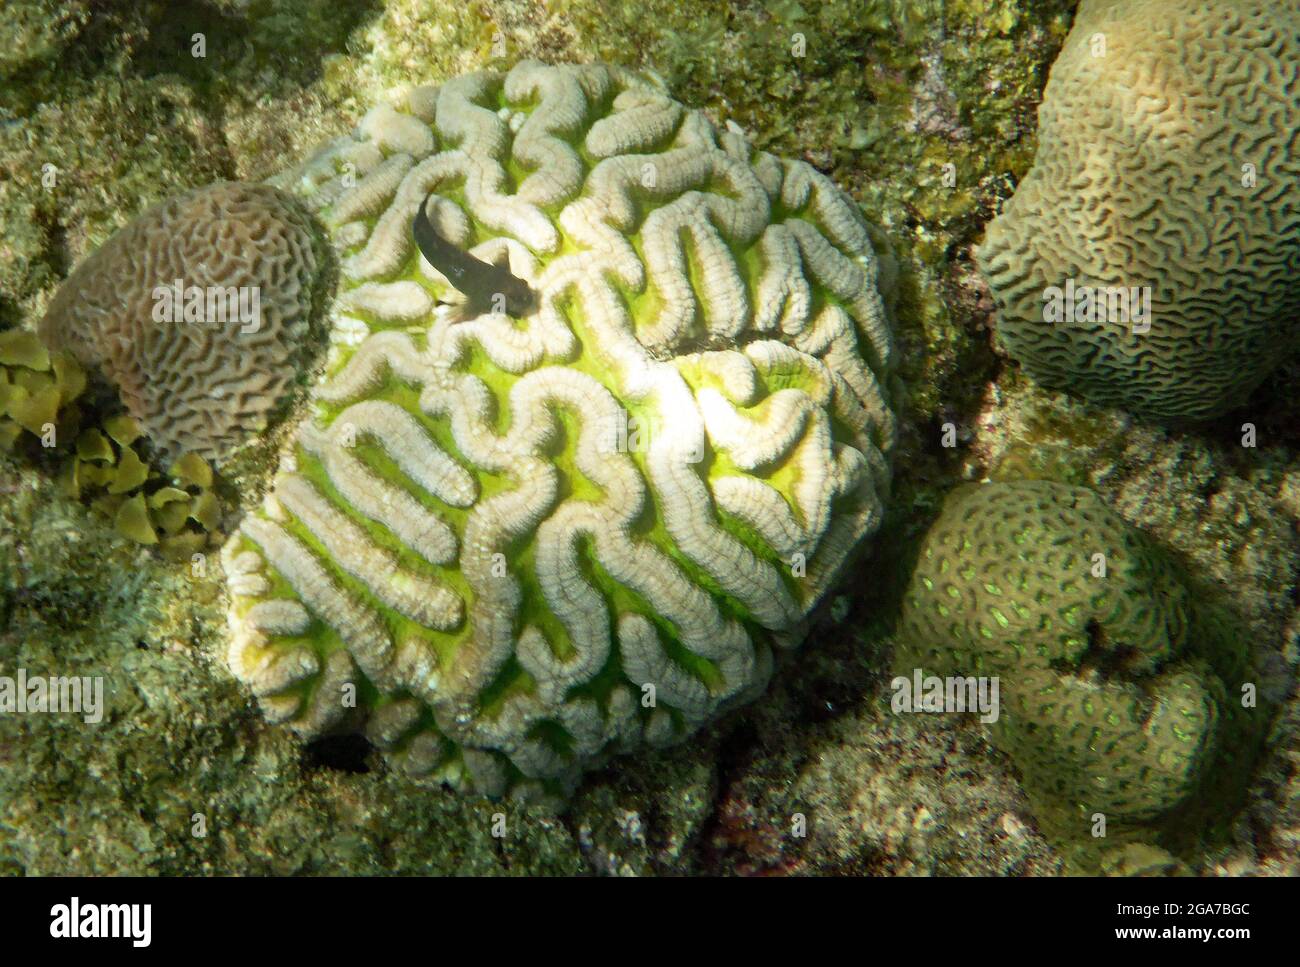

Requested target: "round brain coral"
[
  {"left": 221, "top": 61, "right": 896, "bottom": 800},
  {"left": 899, "top": 481, "right": 1253, "bottom": 824},
  {"left": 977, "top": 0, "right": 1300, "bottom": 420},
  {"left": 39, "top": 182, "right": 327, "bottom": 462}
]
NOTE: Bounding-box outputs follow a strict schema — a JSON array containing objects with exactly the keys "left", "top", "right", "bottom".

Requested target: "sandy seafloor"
[{"left": 0, "top": 0, "right": 1297, "bottom": 876}]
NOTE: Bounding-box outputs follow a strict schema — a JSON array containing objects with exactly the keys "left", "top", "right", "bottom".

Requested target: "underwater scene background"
[{"left": 0, "top": 0, "right": 1297, "bottom": 877}]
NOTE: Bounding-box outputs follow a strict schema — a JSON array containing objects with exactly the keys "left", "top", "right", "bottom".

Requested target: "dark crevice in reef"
[
  {"left": 693, "top": 718, "right": 771, "bottom": 875},
  {"left": 692, "top": 581, "right": 899, "bottom": 874},
  {"left": 34, "top": 203, "right": 72, "bottom": 283},
  {"left": 129, "top": 0, "right": 385, "bottom": 91},
  {"left": 1, "top": 0, "right": 385, "bottom": 120},
  {"left": 1060, "top": 619, "right": 1143, "bottom": 683},
  {"left": 0, "top": 295, "right": 19, "bottom": 332},
  {"left": 303, "top": 733, "right": 373, "bottom": 775},
  {"left": 1206, "top": 357, "right": 1300, "bottom": 454},
  {"left": 0, "top": 200, "right": 72, "bottom": 312}
]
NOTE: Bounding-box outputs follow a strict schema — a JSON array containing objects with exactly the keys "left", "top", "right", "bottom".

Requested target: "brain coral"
[
  {"left": 221, "top": 61, "right": 897, "bottom": 799},
  {"left": 899, "top": 481, "right": 1255, "bottom": 825},
  {"left": 39, "top": 182, "right": 327, "bottom": 461},
  {"left": 977, "top": 0, "right": 1300, "bottom": 420}
]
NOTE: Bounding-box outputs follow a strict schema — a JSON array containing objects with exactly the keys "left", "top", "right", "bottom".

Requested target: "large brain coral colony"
[
  {"left": 222, "top": 61, "right": 898, "bottom": 799},
  {"left": 978, "top": 0, "right": 1300, "bottom": 421}
]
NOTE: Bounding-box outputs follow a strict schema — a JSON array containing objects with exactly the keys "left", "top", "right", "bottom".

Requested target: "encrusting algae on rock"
[{"left": 222, "top": 60, "right": 898, "bottom": 800}]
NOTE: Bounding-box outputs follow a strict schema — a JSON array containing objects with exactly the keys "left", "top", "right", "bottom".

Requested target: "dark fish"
[{"left": 412, "top": 195, "right": 535, "bottom": 317}]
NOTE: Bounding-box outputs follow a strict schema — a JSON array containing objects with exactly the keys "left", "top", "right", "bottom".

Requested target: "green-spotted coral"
[
  {"left": 977, "top": 0, "right": 1300, "bottom": 420},
  {"left": 898, "top": 481, "right": 1262, "bottom": 839},
  {"left": 223, "top": 61, "right": 897, "bottom": 800}
]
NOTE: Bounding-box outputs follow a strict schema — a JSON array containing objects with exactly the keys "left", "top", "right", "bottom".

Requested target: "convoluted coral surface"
[
  {"left": 38, "top": 182, "right": 326, "bottom": 462},
  {"left": 223, "top": 61, "right": 896, "bottom": 798},
  {"left": 899, "top": 480, "right": 1259, "bottom": 830},
  {"left": 977, "top": 0, "right": 1300, "bottom": 421}
]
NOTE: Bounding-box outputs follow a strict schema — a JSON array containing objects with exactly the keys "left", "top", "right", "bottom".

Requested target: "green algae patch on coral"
[
  {"left": 0, "top": 328, "right": 226, "bottom": 558},
  {"left": 224, "top": 61, "right": 898, "bottom": 802},
  {"left": 897, "top": 480, "right": 1271, "bottom": 868},
  {"left": 0, "top": 329, "right": 84, "bottom": 446},
  {"left": 72, "top": 434, "right": 223, "bottom": 560},
  {"left": 0, "top": 332, "right": 226, "bottom": 559}
]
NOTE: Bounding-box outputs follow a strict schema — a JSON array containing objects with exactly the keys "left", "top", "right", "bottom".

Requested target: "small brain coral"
[
  {"left": 222, "top": 61, "right": 896, "bottom": 799},
  {"left": 977, "top": 0, "right": 1300, "bottom": 420},
  {"left": 899, "top": 481, "right": 1255, "bottom": 825},
  {"left": 39, "top": 182, "right": 327, "bottom": 462}
]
